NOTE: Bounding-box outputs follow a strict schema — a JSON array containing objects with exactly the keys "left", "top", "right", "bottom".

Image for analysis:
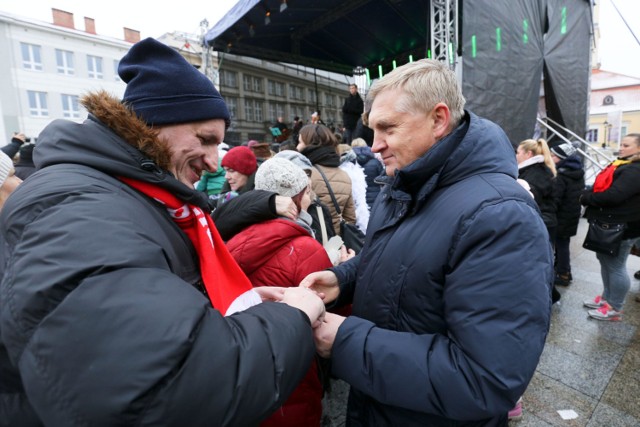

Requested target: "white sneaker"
[
  {"left": 588, "top": 303, "right": 622, "bottom": 321},
  {"left": 583, "top": 295, "right": 606, "bottom": 309}
]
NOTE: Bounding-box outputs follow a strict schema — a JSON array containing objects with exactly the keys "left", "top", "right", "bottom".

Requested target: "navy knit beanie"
[{"left": 118, "top": 38, "right": 230, "bottom": 127}]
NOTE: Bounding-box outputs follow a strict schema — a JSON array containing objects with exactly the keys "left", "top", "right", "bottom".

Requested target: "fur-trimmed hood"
[{"left": 33, "top": 90, "right": 209, "bottom": 208}]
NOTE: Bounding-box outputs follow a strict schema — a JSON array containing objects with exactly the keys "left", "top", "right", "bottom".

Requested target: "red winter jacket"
[{"left": 227, "top": 218, "right": 331, "bottom": 427}]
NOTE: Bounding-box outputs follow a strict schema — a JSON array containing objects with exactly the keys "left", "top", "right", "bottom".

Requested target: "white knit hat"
[
  {"left": 255, "top": 157, "right": 308, "bottom": 197},
  {"left": 0, "top": 152, "right": 13, "bottom": 188}
]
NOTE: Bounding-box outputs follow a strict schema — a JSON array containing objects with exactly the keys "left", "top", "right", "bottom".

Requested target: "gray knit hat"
[
  {"left": 255, "top": 157, "right": 308, "bottom": 197},
  {"left": 274, "top": 150, "right": 312, "bottom": 172},
  {"left": 0, "top": 152, "right": 13, "bottom": 188}
]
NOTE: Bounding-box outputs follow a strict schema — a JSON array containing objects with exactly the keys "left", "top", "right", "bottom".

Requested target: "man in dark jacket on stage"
[
  {"left": 341, "top": 84, "right": 364, "bottom": 145},
  {"left": 303, "top": 59, "right": 553, "bottom": 426},
  {"left": 0, "top": 38, "right": 325, "bottom": 426}
]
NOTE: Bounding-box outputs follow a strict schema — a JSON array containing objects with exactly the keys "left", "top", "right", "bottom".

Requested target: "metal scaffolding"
[{"left": 430, "top": 0, "right": 458, "bottom": 70}]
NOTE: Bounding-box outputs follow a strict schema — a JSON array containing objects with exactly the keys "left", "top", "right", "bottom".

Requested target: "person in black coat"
[
  {"left": 516, "top": 138, "right": 560, "bottom": 304},
  {"left": 353, "top": 116, "right": 374, "bottom": 147},
  {"left": 0, "top": 38, "right": 325, "bottom": 426},
  {"left": 341, "top": 84, "right": 364, "bottom": 145},
  {"left": 351, "top": 138, "right": 383, "bottom": 209},
  {"left": 580, "top": 133, "right": 640, "bottom": 321},
  {"left": 550, "top": 142, "right": 585, "bottom": 286},
  {"left": 14, "top": 143, "right": 36, "bottom": 180},
  {"left": 1, "top": 132, "right": 27, "bottom": 158}
]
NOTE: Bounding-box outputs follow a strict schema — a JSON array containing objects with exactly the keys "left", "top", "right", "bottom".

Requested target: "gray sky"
[{"left": 1, "top": 0, "right": 638, "bottom": 78}]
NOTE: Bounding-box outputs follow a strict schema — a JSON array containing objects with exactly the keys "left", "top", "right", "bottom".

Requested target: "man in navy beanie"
[{"left": 0, "top": 37, "right": 325, "bottom": 426}]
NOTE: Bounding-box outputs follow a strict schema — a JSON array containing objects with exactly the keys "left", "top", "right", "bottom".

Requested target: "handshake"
[{"left": 256, "top": 270, "right": 344, "bottom": 358}]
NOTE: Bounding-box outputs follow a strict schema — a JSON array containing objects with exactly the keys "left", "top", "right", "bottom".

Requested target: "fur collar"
[{"left": 80, "top": 91, "right": 172, "bottom": 171}]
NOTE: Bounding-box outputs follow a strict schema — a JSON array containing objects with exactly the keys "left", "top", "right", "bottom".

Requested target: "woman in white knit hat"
[{"left": 0, "top": 151, "right": 22, "bottom": 210}]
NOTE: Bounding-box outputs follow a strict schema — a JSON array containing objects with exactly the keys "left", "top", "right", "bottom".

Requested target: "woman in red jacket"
[{"left": 226, "top": 157, "right": 330, "bottom": 426}]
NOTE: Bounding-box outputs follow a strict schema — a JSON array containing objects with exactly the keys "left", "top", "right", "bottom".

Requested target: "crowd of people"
[{"left": 1, "top": 36, "right": 639, "bottom": 426}]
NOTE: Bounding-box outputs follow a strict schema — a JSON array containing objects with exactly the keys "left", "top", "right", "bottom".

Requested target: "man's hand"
[
  {"left": 300, "top": 270, "right": 340, "bottom": 303},
  {"left": 338, "top": 245, "right": 356, "bottom": 264},
  {"left": 253, "top": 286, "right": 286, "bottom": 302},
  {"left": 314, "top": 312, "right": 345, "bottom": 358},
  {"left": 274, "top": 195, "right": 297, "bottom": 220},
  {"left": 11, "top": 132, "right": 26, "bottom": 143},
  {"left": 281, "top": 286, "right": 326, "bottom": 327}
]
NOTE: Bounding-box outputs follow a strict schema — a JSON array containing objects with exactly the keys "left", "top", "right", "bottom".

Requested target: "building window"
[
  {"left": 244, "top": 99, "right": 263, "bottom": 122},
  {"left": 114, "top": 60, "right": 121, "bottom": 81},
  {"left": 290, "top": 85, "right": 304, "bottom": 101},
  {"left": 292, "top": 105, "right": 305, "bottom": 119},
  {"left": 268, "top": 80, "right": 285, "bottom": 96},
  {"left": 243, "top": 75, "right": 252, "bottom": 92},
  {"left": 325, "top": 94, "right": 335, "bottom": 107},
  {"left": 226, "top": 97, "right": 237, "bottom": 119},
  {"left": 61, "top": 94, "right": 80, "bottom": 118},
  {"left": 268, "top": 103, "right": 285, "bottom": 121},
  {"left": 308, "top": 88, "right": 317, "bottom": 104},
  {"left": 244, "top": 99, "right": 254, "bottom": 122},
  {"left": 27, "top": 91, "right": 48, "bottom": 116},
  {"left": 254, "top": 100, "right": 263, "bottom": 122},
  {"left": 21, "top": 43, "right": 42, "bottom": 71},
  {"left": 243, "top": 75, "right": 263, "bottom": 93},
  {"left": 87, "top": 55, "right": 103, "bottom": 79},
  {"left": 585, "top": 128, "right": 598, "bottom": 143},
  {"left": 220, "top": 70, "right": 238, "bottom": 88},
  {"left": 55, "top": 49, "right": 75, "bottom": 75}
]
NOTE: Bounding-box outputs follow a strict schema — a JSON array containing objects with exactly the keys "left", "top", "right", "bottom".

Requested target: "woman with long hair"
[
  {"left": 516, "top": 138, "right": 559, "bottom": 306},
  {"left": 581, "top": 133, "right": 640, "bottom": 321},
  {"left": 297, "top": 124, "right": 356, "bottom": 237}
]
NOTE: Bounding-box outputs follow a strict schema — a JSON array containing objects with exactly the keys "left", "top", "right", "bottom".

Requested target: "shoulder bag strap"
[
  {"left": 316, "top": 204, "right": 329, "bottom": 245},
  {"left": 314, "top": 165, "right": 342, "bottom": 216}
]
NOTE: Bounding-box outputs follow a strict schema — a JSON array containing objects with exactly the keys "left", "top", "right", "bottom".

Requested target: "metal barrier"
[{"left": 536, "top": 117, "right": 613, "bottom": 185}]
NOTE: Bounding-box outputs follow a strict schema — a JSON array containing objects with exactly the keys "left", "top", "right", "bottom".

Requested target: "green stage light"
[
  {"left": 523, "top": 19, "right": 529, "bottom": 44},
  {"left": 471, "top": 35, "right": 476, "bottom": 58},
  {"left": 561, "top": 7, "right": 567, "bottom": 34},
  {"left": 409, "top": 54, "right": 414, "bottom": 62},
  {"left": 496, "top": 27, "right": 501, "bottom": 52},
  {"left": 378, "top": 64, "right": 383, "bottom": 79},
  {"left": 393, "top": 60, "right": 397, "bottom": 69}
]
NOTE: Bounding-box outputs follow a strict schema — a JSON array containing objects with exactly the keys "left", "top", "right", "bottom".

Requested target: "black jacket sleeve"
[
  {"left": 212, "top": 190, "right": 278, "bottom": 241},
  {"left": 0, "top": 138, "right": 25, "bottom": 158}
]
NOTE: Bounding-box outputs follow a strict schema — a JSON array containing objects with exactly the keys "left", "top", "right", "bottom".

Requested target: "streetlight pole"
[{"left": 602, "top": 120, "right": 609, "bottom": 148}]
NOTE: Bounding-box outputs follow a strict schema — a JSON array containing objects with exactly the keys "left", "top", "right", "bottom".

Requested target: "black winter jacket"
[
  {"left": 518, "top": 160, "right": 557, "bottom": 231},
  {"left": 342, "top": 93, "right": 364, "bottom": 130},
  {"left": 581, "top": 160, "right": 640, "bottom": 239},
  {"left": 0, "top": 93, "right": 315, "bottom": 426},
  {"left": 353, "top": 146, "right": 383, "bottom": 208},
  {"left": 553, "top": 156, "right": 585, "bottom": 238},
  {"left": 329, "top": 112, "right": 552, "bottom": 426}
]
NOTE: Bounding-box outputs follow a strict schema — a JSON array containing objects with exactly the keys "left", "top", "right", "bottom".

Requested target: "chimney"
[
  {"left": 84, "top": 17, "right": 96, "bottom": 34},
  {"left": 52, "top": 8, "right": 75, "bottom": 30},
  {"left": 124, "top": 27, "right": 141, "bottom": 44}
]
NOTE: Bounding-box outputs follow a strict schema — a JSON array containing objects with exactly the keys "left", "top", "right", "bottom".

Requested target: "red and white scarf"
[{"left": 120, "top": 177, "right": 261, "bottom": 316}]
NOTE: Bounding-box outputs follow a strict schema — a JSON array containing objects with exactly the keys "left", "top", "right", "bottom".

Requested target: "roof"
[{"left": 204, "top": 0, "right": 430, "bottom": 75}]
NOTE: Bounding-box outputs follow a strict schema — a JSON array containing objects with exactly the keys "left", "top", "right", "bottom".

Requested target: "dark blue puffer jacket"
[
  {"left": 330, "top": 111, "right": 553, "bottom": 426},
  {"left": 353, "top": 146, "right": 384, "bottom": 208}
]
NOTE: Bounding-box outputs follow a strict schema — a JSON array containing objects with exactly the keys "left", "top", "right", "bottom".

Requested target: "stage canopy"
[
  {"left": 205, "top": 0, "right": 430, "bottom": 76},
  {"left": 205, "top": 0, "right": 593, "bottom": 144}
]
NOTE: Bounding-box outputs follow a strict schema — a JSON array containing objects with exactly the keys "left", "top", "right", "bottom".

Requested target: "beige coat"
[{"left": 310, "top": 165, "right": 356, "bottom": 235}]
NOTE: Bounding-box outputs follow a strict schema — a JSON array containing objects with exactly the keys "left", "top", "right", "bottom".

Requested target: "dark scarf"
[{"left": 302, "top": 145, "right": 341, "bottom": 167}]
